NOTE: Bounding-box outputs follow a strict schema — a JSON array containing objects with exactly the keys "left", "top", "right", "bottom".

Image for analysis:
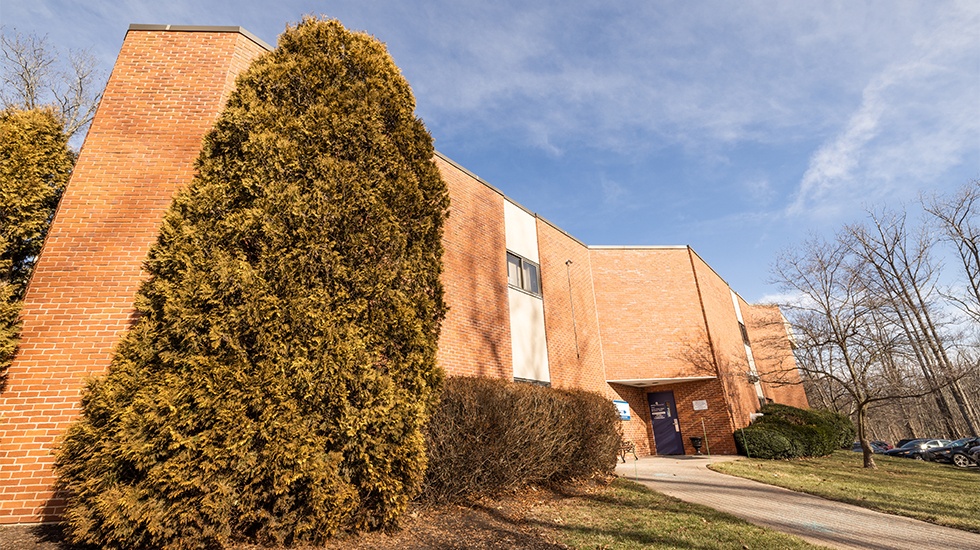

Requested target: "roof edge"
[
  {"left": 127, "top": 24, "right": 273, "bottom": 51},
  {"left": 589, "top": 245, "right": 689, "bottom": 250},
  {"left": 433, "top": 150, "right": 589, "bottom": 248}
]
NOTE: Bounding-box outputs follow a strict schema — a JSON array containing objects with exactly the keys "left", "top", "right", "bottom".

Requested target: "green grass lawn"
[
  {"left": 711, "top": 451, "right": 980, "bottom": 533},
  {"left": 525, "top": 478, "right": 824, "bottom": 549}
]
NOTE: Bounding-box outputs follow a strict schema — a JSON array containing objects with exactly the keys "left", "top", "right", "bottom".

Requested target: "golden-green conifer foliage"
[
  {"left": 56, "top": 18, "right": 448, "bottom": 548},
  {"left": 0, "top": 107, "right": 74, "bottom": 385}
]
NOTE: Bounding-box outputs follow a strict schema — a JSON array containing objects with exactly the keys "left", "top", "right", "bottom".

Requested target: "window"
[
  {"left": 738, "top": 322, "right": 750, "bottom": 345},
  {"left": 506, "top": 252, "right": 541, "bottom": 296},
  {"left": 514, "top": 377, "right": 551, "bottom": 387}
]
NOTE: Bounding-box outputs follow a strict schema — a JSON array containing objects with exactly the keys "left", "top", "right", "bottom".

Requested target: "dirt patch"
[{"left": 0, "top": 482, "right": 609, "bottom": 549}]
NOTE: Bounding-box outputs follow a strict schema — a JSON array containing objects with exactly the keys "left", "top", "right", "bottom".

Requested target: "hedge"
[
  {"left": 734, "top": 404, "right": 854, "bottom": 459},
  {"left": 422, "top": 377, "right": 621, "bottom": 502}
]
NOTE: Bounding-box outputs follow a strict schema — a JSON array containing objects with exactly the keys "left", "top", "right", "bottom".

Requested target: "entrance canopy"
[{"left": 607, "top": 376, "right": 716, "bottom": 388}]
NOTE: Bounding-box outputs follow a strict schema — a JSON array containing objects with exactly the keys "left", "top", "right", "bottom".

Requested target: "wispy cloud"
[
  {"left": 5, "top": 0, "right": 976, "bottom": 302},
  {"left": 787, "top": 2, "right": 980, "bottom": 220},
  {"left": 408, "top": 1, "right": 955, "bottom": 157},
  {"left": 599, "top": 177, "right": 627, "bottom": 206}
]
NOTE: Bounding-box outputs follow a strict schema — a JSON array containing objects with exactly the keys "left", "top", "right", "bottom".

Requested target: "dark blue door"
[{"left": 648, "top": 391, "right": 684, "bottom": 455}]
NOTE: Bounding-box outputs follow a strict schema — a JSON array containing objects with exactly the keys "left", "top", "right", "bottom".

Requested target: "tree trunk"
[{"left": 856, "top": 404, "right": 877, "bottom": 469}]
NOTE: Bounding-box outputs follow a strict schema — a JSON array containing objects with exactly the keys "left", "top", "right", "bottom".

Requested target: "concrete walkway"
[{"left": 616, "top": 455, "right": 980, "bottom": 550}]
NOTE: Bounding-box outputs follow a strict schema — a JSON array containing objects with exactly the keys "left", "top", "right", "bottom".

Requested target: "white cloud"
[
  {"left": 599, "top": 177, "right": 627, "bottom": 206},
  {"left": 409, "top": 1, "right": 951, "bottom": 156},
  {"left": 788, "top": 2, "right": 980, "bottom": 220},
  {"left": 743, "top": 177, "right": 775, "bottom": 205}
]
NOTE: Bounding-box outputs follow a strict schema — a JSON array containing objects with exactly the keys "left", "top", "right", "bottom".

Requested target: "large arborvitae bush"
[
  {"left": 0, "top": 107, "right": 74, "bottom": 386},
  {"left": 56, "top": 18, "right": 448, "bottom": 548}
]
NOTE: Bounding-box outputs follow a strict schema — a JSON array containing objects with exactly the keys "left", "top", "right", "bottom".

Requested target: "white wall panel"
[
  {"left": 509, "top": 288, "right": 550, "bottom": 382},
  {"left": 504, "top": 200, "right": 539, "bottom": 262}
]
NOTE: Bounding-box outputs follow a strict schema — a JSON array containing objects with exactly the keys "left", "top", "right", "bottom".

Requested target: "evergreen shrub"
[
  {"left": 56, "top": 17, "right": 448, "bottom": 548},
  {"left": 733, "top": 425, "right": 794, "bottom": 459},
  {"left": 733, "top": 404, "right": 854, "bottom": 459},
  {"left": 422, "top": 377, "right": 621, "bottom": 502},
  {"left": 0, "top": 107, "right": 74, "bottom": 386}
]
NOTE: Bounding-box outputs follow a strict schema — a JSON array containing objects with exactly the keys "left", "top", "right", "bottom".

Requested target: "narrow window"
[
  {"left": 507, "top": 252, "right": 522, "bottom": 288},
  {"left": 506, "top": 251, "right": 542, "bottom": 297},
  {"left": 522, "top": 261, "right": 540, "bottom": 294},
  {"left": 739, "top": 322, "right": 750, "bottom": 345}
]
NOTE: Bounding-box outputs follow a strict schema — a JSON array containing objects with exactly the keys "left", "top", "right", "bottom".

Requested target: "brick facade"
[
  {"left": 0, "top": 25, "right": 808, "bottom": 524},
  {"left": 434, "top": 156, "right": 513, "bottom": 380},
  {"left": 0, "top": 27, "right": 269, "bottom": 525},
  {"left": 585, "top": 247, "right": 809, "bottom": 456},
  {"left": 689, "top": 250, "right": 767, "bottom": 433},
  {"left": 743, "top": 303, "right": 809, "bottom": 408},
  {"left": 591, "top": 247, "right": 711, "bottom": 382},
  {"left": 535, "top": 220, "right": 606, "bottom": 394}
]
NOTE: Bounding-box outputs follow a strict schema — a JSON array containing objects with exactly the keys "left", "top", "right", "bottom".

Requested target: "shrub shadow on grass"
[{"left": 472, "top": 479, "right": 818, "bottom": 550}]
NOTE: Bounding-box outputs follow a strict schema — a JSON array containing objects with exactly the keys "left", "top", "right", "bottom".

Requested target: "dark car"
[
  {"left": 851, "top": 441, "right": 888, "bottom": 453},
  {"left": 921, "top": 437, "right": 980, "bottom": 468},
  {"left": 871, "top": 440, "right": 893, "bottom": 450},
  {"left": 882, "top": 438, "right": 952, "bottom": 459}
]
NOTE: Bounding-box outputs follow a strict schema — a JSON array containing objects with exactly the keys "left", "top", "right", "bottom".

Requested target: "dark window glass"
[
  {"left": 506, "top": 251, "right": 541, "bottom": 297},
  {"left": 739, "top": 322, "right": 750, "bottom": 345},
  {"left": 522, "top": 261, "right": 539, "bottom": 294},
  {"left": 507, "top": 253, "right": 522, "bottom": 287}
]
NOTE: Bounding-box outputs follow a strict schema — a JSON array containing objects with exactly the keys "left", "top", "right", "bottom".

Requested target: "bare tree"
[
  {"left": 0, "top": 28, "right": 103, "bottom": 140},
  {"left": 847, "top": 211, "right": 980, "bottom": 435},
  {"left": 772, "top": 235, "right": 936, "bottom": 468},
  {"left": 924, "top": 181, "right": 980, "bottom": 323}
]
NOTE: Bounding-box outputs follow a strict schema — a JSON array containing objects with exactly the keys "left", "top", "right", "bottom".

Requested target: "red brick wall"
[
  {"left": 590, "top": 247, "right": 712, "bottom": 381},
  {"left": 607, "top": 385, "right": 654, "bottom": 455},
  {"left": 608, "top": 380, "right": 739, "bottom": 456},
  {"left": 0, "top": 28, "right": 268, "bottom": 525},
  {"left": 591, "top": 247, "right": 750, "bottom": 455},
  {"left": 670, "top": 379, "right": 740, "bottom": 455},
  {"left": 743, "top": 303, "right": 809, "bottom": 409},
  {"left": 434, "top": 156, "right": 512, "bottom": 380},
  {"left": 593, "top": 247, "right": 802, "bottom": 455},
  {"left": 535, "top": 220, "right": 606, "bottom": 394},
  {"left": 688, "top": 250, "right": 761, "bottom": 431}
]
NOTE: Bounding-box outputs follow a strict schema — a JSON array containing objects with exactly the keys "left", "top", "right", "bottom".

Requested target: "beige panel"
[
  {"left": 731, "top": 289, "right": 744, "bottom": 323},
  {"left": 504, "top": 199, "right": 540, "bottom": 262},
  {"left": 509, "top": 288, "right": 550, "bottom": 382}
]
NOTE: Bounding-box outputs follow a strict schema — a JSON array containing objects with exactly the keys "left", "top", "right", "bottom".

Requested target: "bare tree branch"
[
  {"left": 0, "top": 27, "right": 103, "bottom": 141},
  {"left": 924, "top": 180, "right": 980, "bottom": 323}
]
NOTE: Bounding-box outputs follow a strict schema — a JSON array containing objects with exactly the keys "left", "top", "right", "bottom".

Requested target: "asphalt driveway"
[{"left": 616, "top": 455, "right": 980, "bottom": 550}]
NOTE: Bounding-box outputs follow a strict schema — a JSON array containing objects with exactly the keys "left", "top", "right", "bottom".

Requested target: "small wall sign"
[
  {"left": 613, "top": 400, "right": 631, "bottom": 420},
  {"left": 692, "top": 400, "right": 708, "bottom": 411}
]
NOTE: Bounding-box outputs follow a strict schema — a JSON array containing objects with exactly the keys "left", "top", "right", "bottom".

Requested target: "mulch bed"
[{"left": 0, "top": 482, "right": 608, "bottom": 549}]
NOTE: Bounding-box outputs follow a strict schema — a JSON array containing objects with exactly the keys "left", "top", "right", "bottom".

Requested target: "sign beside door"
[{"left": 613, "top": 400, "right": 631, "bottom": 420}]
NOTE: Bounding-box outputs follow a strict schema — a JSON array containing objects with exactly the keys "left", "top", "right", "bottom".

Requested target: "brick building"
[{"left": 0, "top": 25, "right": 807, "bottom": 524}]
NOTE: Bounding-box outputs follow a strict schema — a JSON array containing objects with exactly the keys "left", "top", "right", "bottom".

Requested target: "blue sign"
[{"left": 613, "top": 400, "right": 631, "bottom": 421}]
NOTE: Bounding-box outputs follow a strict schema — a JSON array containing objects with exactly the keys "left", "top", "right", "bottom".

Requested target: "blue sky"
[{"left": 2, "top": 1, "right": 978, "bottom": 302}]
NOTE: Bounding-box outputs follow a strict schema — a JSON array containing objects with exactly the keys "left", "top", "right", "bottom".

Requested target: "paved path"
[{"left": 616, "top": 455, "right": 980, "bottom": 550}]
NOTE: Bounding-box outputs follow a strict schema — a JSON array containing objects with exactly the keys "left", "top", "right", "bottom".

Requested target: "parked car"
[
  {"left": 921, "top": 437, "right": 980, "bottom": 468},
  {"left": 851, "top": 441, "right": 888, "bottom": 453},
  {"left": 882, "top": 438, "right": 952, "bottom": 459},
  {"left": 871, "top": 440, "right": 893, "bottom": 450}
]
